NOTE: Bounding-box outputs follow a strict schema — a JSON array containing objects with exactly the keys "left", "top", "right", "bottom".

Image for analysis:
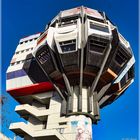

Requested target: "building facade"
[{"left": 6, "top": 6, "right": 135, "bottom": 140}]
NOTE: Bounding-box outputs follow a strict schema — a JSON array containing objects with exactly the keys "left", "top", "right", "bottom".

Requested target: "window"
[
  {"left": 25, "top": 40, "right": 28, "bottom": 43},
  {"left": 120, "top": 75, "right": 126, "bottom": 87},
  {"left": 115, "top": 50, "right": 127, "bottom": 66},
  {"left": 127, "top": 66, "right": 134, "bottom": 79},
  {"left": 58, "top": 17, "right": 78, "bottom": 27},
  {"left": 89, "top": 38, "right": 107, "bottom": 53},
  {"left": 60, "top": 128, "right": 64, "bottom": 134},
  {"left": 58, "top": 20, "right": 77, "bottom": 27},
  {"left": 20, "top": 42, "right": 23, "bottom": 44},
  {"left": 16, "top": 61, "right": 20, "bottom": 64},
  {"left": 87, "top": 16, "right": 104, "bottom": 23},
  {"left": 59, "top": 122, "right": 67, "bottom": 125},
  {"left": 37, "top": 50, "right": 50, "bottom": 64},
  {"left": 16, "top": 51, "right": 19, "bottom": 54},
  {"left": 22, "top": 60, "right": 25, "bottom": 63},
  {"left": 90, "top": 22, "right": 109, "bottom": 33},
  {"left": 59, "top": 39, "right": 76, "bottom": 53},
  {"left": 11, "top": 63, "right": 15, "bottom": 66},
  {"left": 26, "top": 49, "right": 29, "bottom": 52},
  {"left": 21, "top": 50, "right": 24, "bottom": 53},
  {"left": 57, "top": 128, "right": 64, "bottom": 134},
  {"left": 29, "top": 39, "right": 33, "bottom": 42}
]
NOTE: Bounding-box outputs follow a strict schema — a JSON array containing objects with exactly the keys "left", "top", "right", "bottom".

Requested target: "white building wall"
[{"left": 0, "top": 132, "right": 10, "bottom": 140}]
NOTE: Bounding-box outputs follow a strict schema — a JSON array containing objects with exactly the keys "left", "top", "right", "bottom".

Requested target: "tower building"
[{"left": 6, "top": 6, "right": 135, "bottom": 140}]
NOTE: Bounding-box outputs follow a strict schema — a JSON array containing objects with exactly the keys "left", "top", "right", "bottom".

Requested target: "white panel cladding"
[
  {"left": 55, "top": 29, "right": 77, "bottom": 42},
  {"left": 0, "top": 132, "right": 10, "bottom": 140},
  {"left": 54, "top": 18, "right": 81, "bottom": 54},
  {"left": 6, "top": 76, "right": 33, "bottom": 90},
  {"left": 84, "top": 7, "right": 104, "bottom": 20},
  {"left": 46, "top": 27, "right": 55, "bottom": 50},
  {"left": 11, "top": 53, "right": 30, "bottom": 62},
  {"left": 6, "top": 34, "right": 39, "bottom": 77},
  {"left": 61, "top": 7, "right": 81, "bottom": 18},
  {"left": 16, "top": 39, "right": 37, "bottom": 52},
  {"left": 19, "top": 33, "right": 41, "bottom": 43},
  {"left": 7, "top": 35, "right": 38, "bottom": 72},
  {"left": 86, "top": 18, "right": 112, "bottom": 38},
  {"left": 7, "top": 63, "right": 24, "bottom": 73},
  {"left": 56, "top": 25, "right": 77, "bottom": 34}
]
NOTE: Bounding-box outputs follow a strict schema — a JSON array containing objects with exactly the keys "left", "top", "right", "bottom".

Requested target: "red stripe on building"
[
  {"left": 37, "top": 34, "right": 47, "bottom": 45},
  {"left": 7, "top": 82, "right": 54, "bottom": 97}
]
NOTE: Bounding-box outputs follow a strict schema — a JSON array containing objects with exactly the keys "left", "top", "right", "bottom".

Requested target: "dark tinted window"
[
  {"left": 89, "top": 38, "right": 108, "bottom": 53},
  {"left": 58, "top": 20, "right": 77, "bottom": 27},
  {"left": 20, "top": 42, "right": 23, "bottom": 44},
  {"left": 128, "top": 65, "right": 134, "bottom": 79},
  {"left": 58, "top": 16, "right": 78, "bottom": 27},
  {"left": 90, "top": 23, "right": 109, "bottom": 33},
  {"left": 115, "top": 50, "right": 127, "bottom": 66},
  {"left": 120, "top": 75, "right": 126, "bottom": 87},
  {"left": 87, "top": 16, "right": 105, "bottom": 23},
  {"left": 60, "top": 40, "right": 76, "bottom": 53}
]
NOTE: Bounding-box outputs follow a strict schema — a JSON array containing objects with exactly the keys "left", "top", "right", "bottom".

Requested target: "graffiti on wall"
[{"left": 71, "top": 116, "right": 92, "bottom": 140}]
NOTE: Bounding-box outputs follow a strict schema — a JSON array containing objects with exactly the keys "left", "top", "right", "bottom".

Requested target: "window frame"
[{"left": 58, "top": 39, "right": 77, "bottom": 54}]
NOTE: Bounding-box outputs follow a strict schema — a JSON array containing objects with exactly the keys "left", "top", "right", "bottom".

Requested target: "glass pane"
[
  {"left": 90, "top": 23, "right": 109, "bottom": 33},
  {"left": 59, "top": 40, "right": 76, "bottom": 52}
]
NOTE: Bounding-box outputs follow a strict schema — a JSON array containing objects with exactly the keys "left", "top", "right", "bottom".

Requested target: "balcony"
[
  {"left": 15, "top": 104, "right": 50, "bottom": 121},
  {"left": 9, "top": 122, "right": 66, "bottom": 140}
]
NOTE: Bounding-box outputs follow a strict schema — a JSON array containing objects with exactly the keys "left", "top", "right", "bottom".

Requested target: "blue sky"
[{"left": 1, "top": 0, "right": 139, "bottom": 140}]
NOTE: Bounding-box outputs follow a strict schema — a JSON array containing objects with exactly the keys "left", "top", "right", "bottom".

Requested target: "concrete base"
[
  {"left": 10, "top": 91, "right": 93, "bottom": 140},
  {"left": 62, "top": 115, "right": 92, "bottom": 140}
]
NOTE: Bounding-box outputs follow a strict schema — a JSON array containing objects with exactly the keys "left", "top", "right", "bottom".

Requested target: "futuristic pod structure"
[{"left": 7, "top": 6, "right": 135, "bottom": 140}]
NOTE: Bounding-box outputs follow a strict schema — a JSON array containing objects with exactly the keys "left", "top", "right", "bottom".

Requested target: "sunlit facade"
[{"left": 6, "top": 6, "right": 135, "bottom": 140}]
